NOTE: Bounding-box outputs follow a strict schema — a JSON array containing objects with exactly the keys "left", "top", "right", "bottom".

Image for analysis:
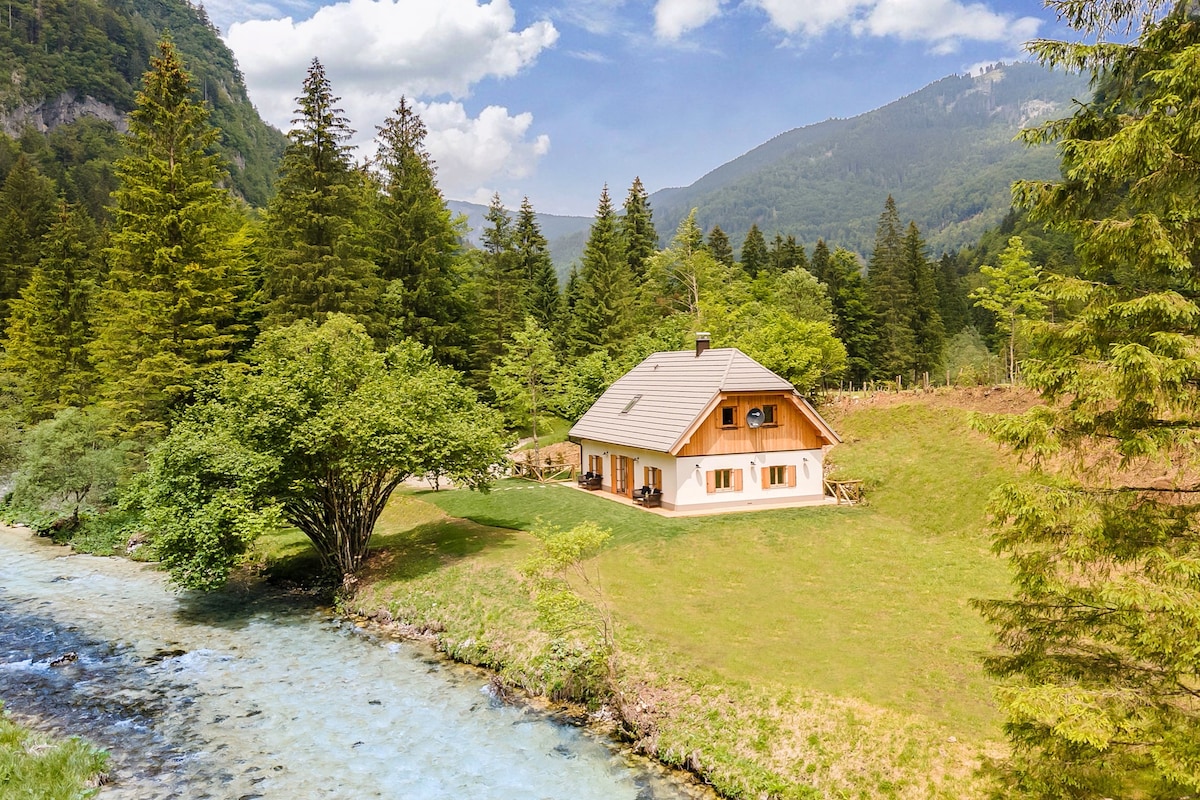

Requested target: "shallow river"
[{"left": 0, "top": 528, "right": 704, "bottom": 799}]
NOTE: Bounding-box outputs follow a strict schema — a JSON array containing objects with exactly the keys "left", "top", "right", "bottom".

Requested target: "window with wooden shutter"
[
  {"left": 760, "top": 468, "right": 771, "bottom": 489},
  {"left": 708, "top": 469, "right": 736, "bottom": 492},
  {"left": 766, "top": 465, "right": 788, "bottom": 487},
  {"left": 786, "top": 464, "right": 797, "bottom": 488}
]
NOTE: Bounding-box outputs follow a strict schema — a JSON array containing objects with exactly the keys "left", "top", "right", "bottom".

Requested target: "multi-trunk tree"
[
  {"left": 141, "top": 316, "right": 509, "bottom": 589},
  {"left": 974, "top": 1, "right": 1200, "bottom": 795}
]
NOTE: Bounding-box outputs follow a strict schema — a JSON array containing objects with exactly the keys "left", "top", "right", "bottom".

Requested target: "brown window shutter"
[
  {"left": 733, "top": 469, "right": 743, "bottom": 491},
  {"left": 787, "top": 464, "right": 797, "bottom": 487},
  {"left": 761, "top": 467, "right": 770, "bottom": 489},
  {"left": 706, "top": 470, "right": 716, "bottom": 494}
]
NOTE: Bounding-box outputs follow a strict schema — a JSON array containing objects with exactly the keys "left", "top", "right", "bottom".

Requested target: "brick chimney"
[{"left": 695, "top": 332, "right": 711, "bottom": 357}]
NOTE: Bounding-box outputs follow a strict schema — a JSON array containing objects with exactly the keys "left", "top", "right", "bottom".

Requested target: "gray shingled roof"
[{"left": 568, "top": 348, "right": 813, "bottom": 453}]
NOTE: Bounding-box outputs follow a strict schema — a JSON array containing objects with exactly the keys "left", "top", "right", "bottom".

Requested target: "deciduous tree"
[
  {"left": 140, "top": 316, "right": 509, "bottom": 589},
  {"left": 970, "top": 235, "right": 1045, "bottom": 384}
]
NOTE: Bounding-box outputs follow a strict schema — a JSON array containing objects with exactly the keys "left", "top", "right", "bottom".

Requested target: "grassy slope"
[{"left": 267, "top": 395, "right": 1019, "bottom": 799}]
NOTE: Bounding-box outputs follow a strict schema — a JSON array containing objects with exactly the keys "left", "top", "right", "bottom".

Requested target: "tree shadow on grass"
[{"left": 361, "top": 518, "right": 520, "bottom": 584}]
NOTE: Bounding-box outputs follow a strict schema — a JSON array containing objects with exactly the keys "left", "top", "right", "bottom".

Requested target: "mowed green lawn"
[{"left": 421, "top": 399, "right": 1015, "bottom": 740}]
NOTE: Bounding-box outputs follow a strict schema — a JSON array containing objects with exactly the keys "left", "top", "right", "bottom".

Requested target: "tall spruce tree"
[
  {"left": 809, "top": 238, "right": 832, "bottom": 285},
  {"left": 706, "top": 225, "right": 734, "bottom": 268},
  {"left": 619, "top": 176, "right": 658, "bottom": 281},
  {"left": 867, "top": 196, "right": 916, "bottom": 381},
  {"left": 89, "top": 37, "right": 248, "bottom": 434},
  {"left": 567, "top": 186, "right": 635, "bottom": 357},
  {"left": 0, "top": 154, "right": 57, "bottom": 324},
  {"left": 935, "top": 252, "right": 969, "bottom": 336},
  {"left": 471, "top": 193, "right": 525, "bottom": 382},
  {"left": 516, "top": 196, "right": 560, "bottom": 332},
  {"left": 902, "top": 222, "right": 944, "bottom": 380},
  {"left": 739, "top": 224, "right": 768, "bottom": 278},
  {"left": 372, "top": 97, "right": 469, "bottom": 367},
  {"left": 827, "top": 247, "right": 876, "bottom": 386},
  {"left": 974, "top": 1, "right": 1200, "bottom": 795},
  {"left": 260, "top": 58, "right": 380, "bottom": 333},
  {"left": 4, "top": 202, "right": 100, "bottom": 417}
]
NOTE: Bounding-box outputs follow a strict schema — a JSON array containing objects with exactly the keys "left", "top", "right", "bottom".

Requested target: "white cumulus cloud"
[
  {"left": 654, "top": 0, "right": 1040, "bottom": 48},
  {"left": 416, "top": 101, "right": 552, "bottom": 202},
  {"left": 222, "top": 0, "right": 557, "bottom": 198},
  {"left": 654, "top": 0, "right": 723, "bottom": 41}
]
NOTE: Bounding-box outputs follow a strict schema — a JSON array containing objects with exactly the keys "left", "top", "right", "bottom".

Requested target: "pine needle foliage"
[
  {"left": 89, "top": 36, "right": 248, "bottom": 435},
  {"left": 974, "top": 2, "right": 1200, "bottom": 795}
]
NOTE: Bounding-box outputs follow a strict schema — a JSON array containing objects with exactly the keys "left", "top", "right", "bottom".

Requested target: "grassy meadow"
[{"left": 261, "top": 392, "right": 1024, "bottom": 799}]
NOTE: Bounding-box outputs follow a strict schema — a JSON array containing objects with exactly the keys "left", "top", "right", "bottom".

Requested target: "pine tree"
[
  {"left": 260, "top": 58, "right": 380, "bottom": 333},
  {"left": 470, "top": 193, "right": 525, "bottom": 382},
  {"left": 620, "top": 176, "right": 657, "bottom": 281},
  {"left": 4, "top": 202, "right": 100, "bottom": 417},
  {"left": 0, "top": 154, "right": 57, "bottom": 324},
  {"left": 372, "top": 97, "right": 469, "bottom": 367},
  {"left": 809, "top": 238, "right": 832, "bottom": 285},
  {"left": 867, "top": 196, "right": 915, "bottom": 381},
  {"left": 89, "top": 36, "right": 248, "bottom": 434},
  {"left": 902, "top": 222, "right": 944, "bottom": 380},
  {"left": 739, "top": 224, "right": 768, "bottom": 278},
  {"left": 935, "top": 252, "right": 969, "bottom": 336},
  {"left": 516, "top": 196, "right": 560, "bottom": 332},
  {"left": 567, "top": 186, "right": 635, "bottom": 357},
  {"left": 974, "top": 2, "right": 1200, "bottom": 794},
  {"left": 706, "top": 225, "right": 734, "bottom": 268},
  {"left": 827, "top": 247, "right": 876, "bottom": 385}
]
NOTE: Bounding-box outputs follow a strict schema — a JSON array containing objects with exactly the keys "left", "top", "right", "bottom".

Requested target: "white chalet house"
[{"left": 568, "top": 339, "right": 840, "bottom": 512}]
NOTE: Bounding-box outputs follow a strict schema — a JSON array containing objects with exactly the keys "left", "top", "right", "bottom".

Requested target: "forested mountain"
[
  {"left": 649, "top": 62, "right": 1089, "bottom": 258},
  {"left": 0, "top": 0, "right": 285, "bottom": 206}
]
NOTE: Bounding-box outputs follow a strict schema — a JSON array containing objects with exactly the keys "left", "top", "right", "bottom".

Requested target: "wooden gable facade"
[{"left": 675, "top": 391, "right": 831, "bottom": 457}]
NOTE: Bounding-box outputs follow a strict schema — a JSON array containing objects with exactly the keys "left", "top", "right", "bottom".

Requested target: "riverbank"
[
  {"left": 324, "top": 395, "right": 1024, "bottom": 799},
  {"left": 0, "top": 526, "right": 703, "bottom": 800}
]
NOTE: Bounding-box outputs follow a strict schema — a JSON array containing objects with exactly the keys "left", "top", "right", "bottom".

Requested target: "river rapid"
[{"left": 0, "top": 527, "right": 705, "bottom": 799}]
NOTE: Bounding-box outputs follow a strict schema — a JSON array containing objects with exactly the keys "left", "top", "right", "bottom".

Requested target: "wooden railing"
[{"left": 824, "top": 479, "right": 864, "bottom": 505}]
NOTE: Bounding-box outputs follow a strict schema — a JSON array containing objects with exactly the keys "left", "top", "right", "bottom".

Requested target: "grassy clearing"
[
  {"left": 269, "top": 395, "right": 1018, "bottom": 798},
  {"left": 0, "top": 704, "right": 108, "bottom": 800},
  {"left": 514, "top": 415, "right": 572, "bottom": 450}
]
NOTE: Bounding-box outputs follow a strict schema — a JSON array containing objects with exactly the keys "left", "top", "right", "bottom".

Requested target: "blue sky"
[{"left": 201, "top": 0, "right": 1070, "bottom": 217}]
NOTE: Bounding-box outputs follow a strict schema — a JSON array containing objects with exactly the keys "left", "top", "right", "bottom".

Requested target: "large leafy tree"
[
  {"left": 974, "top": 1, "right": 1200, "bottom": 795},
  {"left": 970, "top": 235, "right": 1045, "bottom": 384},
  {"left": 4, "top": 202, "right": 100, "bottom": 417},
  {"left": 372, "top": 97, "right": 469, "bottom": 367},
  {"left": 140, "top": 316, "right": 510, "bottom": 589},
  {"left": 259, "top": 58, "right": 380, "bottom": 333},
  {"left": 490, "top": 316, "right": 560, "bottom": 466},
  {"left": 89, "top": 36, "right": 249, "bottom": 435}
]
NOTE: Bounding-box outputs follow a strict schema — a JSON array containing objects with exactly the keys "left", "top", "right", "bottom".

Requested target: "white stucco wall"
[
  {"left": 578, "top": 440, "right": 827, "bottom": 511},
  {"left": 578, "top": 441, "right": 679, "bottom": 505},
  {"left": 673, "top": 450, "right": 825, "bottom": 510}
]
